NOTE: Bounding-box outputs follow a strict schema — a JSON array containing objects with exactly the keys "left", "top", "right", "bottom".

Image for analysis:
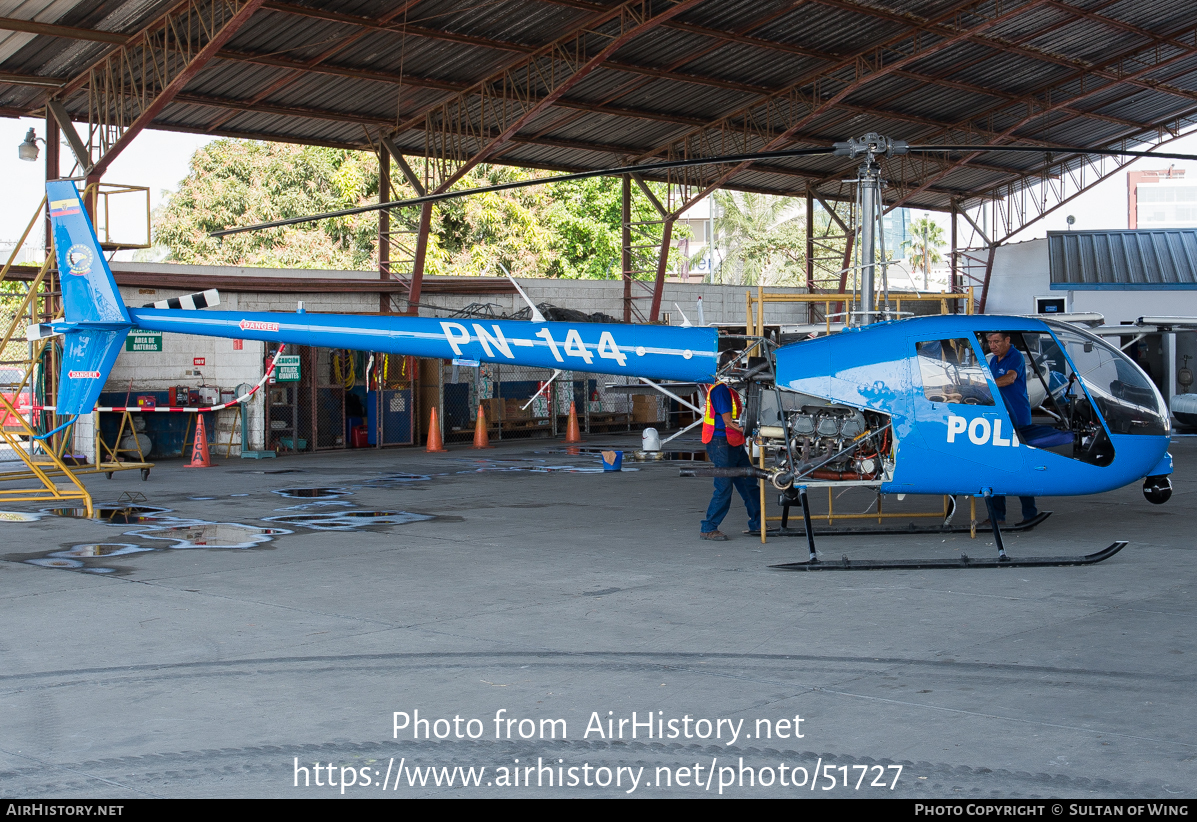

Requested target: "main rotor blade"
[
  {"left": 209, "top": 146, "right": 837, "bottom": 238},
  {"left": 211, "top": 140, "right": 1197, "bottom": 238},
  {"left": 907, "top": 144, "right": 1197, "bottom": 163}
]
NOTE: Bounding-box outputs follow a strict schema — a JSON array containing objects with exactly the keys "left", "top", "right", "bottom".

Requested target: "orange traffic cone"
[
  {"left": 425, "top": 407, "right": 447, "bottom": 452},
  {"left": 563, "top": 401, "right": 584, "bottom": 443},
  {"left": 185, "top": 414, "right": 215, "bottom": 467},
  {"left": 471, "top": 404, "right": 493, "bottom": 449}
]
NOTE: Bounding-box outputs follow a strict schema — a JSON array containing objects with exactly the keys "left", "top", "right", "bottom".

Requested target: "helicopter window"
[
  {"left": 1040, "top": 322, "right": 1169, "bottom": 437},
  {"left": 915, "top": 339, "right": 994, "bottom": 405}
]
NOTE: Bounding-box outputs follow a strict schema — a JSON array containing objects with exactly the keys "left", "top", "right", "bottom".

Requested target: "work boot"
[{"left": 700, "top": 530, "right": 729, "bottom": 541}]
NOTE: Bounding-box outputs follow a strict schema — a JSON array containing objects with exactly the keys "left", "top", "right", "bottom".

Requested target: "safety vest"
[{"left": 702, "top": 381, "right": 745, "bottom": 446}]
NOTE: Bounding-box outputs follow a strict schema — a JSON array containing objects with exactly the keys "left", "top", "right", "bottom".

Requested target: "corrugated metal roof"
[
  {"left": 1049, "top": 229, "right": 1197, "bottom": 288},
  {"left": 0, "top": 0, "right": 1195, "bottom": 211}
]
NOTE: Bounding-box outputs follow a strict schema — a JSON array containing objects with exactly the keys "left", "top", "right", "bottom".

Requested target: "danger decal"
[{"left": 239, "top": 319, "right": 280, "bottom": 332}]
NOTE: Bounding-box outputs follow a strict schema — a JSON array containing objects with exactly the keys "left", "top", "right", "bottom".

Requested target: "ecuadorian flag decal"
[{"left": 49, "top": 198, "right": 81, "bottom": 217}]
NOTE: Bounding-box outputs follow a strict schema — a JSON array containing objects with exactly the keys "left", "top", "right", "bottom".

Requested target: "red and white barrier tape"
[{"left": 35, "top": 345, "right": 289, "bottom": 414}]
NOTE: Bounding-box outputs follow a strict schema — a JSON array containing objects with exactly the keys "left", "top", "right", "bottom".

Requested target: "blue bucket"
[{"left": 601, "top": 450, "right": 623, "bottom": 472}]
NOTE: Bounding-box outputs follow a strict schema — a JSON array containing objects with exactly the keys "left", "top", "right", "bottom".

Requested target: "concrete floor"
[{"left": 0, "top": 434, "right": 1194, "bottom": 798}]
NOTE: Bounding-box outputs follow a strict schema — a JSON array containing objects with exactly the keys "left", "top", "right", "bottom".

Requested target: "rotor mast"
[{"left": 833, "top": 133, "right": 908, "bottom": 326}]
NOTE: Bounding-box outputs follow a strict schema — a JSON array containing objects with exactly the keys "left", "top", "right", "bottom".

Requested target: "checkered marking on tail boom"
[{"left": 143, "top": 289, "right": 220, "bottom": 310}]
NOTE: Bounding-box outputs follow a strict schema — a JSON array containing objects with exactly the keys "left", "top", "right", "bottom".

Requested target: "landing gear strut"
[{"left": 770, "top": 489, "right": 1127, "bottom": 571}]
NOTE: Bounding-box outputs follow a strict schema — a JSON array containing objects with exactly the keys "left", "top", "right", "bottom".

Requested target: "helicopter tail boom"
[{"left": 45, "top": 181, "right": 720, "bottom": 419}]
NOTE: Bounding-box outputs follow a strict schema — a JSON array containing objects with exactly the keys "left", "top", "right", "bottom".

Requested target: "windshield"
[{"left": 1043, "top": 321, "right": 1169, "bottom": 437}]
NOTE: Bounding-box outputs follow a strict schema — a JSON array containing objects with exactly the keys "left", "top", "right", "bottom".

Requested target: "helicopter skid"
[
  {"left": 776, "top": 510, "right": 1052, "bottom": 538},
  {"left": 769, "top": 539, "right": 1127, "bottom": 571}
]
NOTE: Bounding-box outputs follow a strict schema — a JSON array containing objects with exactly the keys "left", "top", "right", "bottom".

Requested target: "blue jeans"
[
  {"left": 702, "top": 436, "right": 762, "bottom": 533},
  {"left": 991, "top": 495, "right": 1037, "bottom": 523}
]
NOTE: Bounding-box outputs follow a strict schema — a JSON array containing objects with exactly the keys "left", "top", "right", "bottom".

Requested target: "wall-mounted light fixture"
[{"left": 18, "top": 127, "right": 43, "bottom": 161}]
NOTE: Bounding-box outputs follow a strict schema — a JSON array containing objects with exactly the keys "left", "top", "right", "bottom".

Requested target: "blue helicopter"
[{"left": 35, "top": 135, "right": 1180, "bottom": 571}]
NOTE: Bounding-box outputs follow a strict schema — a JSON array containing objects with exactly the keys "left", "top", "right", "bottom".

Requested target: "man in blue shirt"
[{"left": 986, "top": 331, "right": 1038, "bottom": 525}]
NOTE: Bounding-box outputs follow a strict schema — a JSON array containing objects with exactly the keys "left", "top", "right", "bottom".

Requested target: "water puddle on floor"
[
  {"left": 263, "top": 510, "right": 435, "bottom": 531},
  {"left": 26, "top": 557, "right": 86, "bottom": 569},
  {"left": 18, "top": 520, "right": 291, "bottom": 573},
  {"left": 47, "top": 505, "right": 175, "bottom": 524},
  {"left": 231, "top": 468, "right": 307, "bottom": 474},
  {"left": 361, "top": 473, "right": 433, "bottom": 485},
  {"left": 274, "top": 500, "right": 356, "bottom": 511},
  {"left": 0, "top": 511, "right": 47, "bottom": 522},
  {"left": 541, "top": 447, "right": 707, "bottom": 462},
  {"left": 642, "top": 451, "right": 709, "bottom": 462},
  {"left": 272, "top": 488, "right": 353, "bottom": 498},
  {"left": 454, "top": 458, "right": 638, "bottom": 474},
  {"left": 133, "top": 523, "right": 291, "bottom": 549},
  {"left": 51, "top": 543, "right": 155, "bottom": 558},
  {"left": 24, "top": 556, "right": 122, "bottom": 573}
]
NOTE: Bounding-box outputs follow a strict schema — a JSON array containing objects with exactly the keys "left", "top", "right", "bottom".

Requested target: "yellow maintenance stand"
[{"left": 0, "top": 186, "right": 153, "bottom": 516}]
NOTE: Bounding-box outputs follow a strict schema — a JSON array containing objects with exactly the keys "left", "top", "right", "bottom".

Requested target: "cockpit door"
[{"left": 908, "top": 334, "right": 1027, "bottom": 488}]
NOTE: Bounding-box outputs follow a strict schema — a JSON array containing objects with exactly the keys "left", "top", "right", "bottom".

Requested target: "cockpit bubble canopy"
[{"left": 1038, "top": 321, "right": 1169, "bottom": 437}]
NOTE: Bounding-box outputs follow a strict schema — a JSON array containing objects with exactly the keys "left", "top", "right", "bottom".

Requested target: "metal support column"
[
  {"left": 649, "top": 216, "right": 673, "bottom": 323},
  {"left": 978, "top": 242, "right": 997, "bottom": 314},
  {"left": 950, "top": 203, "right": 959, "bottom": 310},
  {"left": 44, "top": 109, "right": 58, "bottom": 246},
  {"left": 622, "top": 174, "right": 632, "bottom": 323},
  {"left": 805, "top": 188, "right": 815, "bottom": 323},
  {"left": 408, "top": 203, "right": 432, "bottom": 316},
  {"left": 378, "top": 142, "right": 390, "bottom": 314},
  {"left": 836, "top": 230, "right": 855, "bottom": 320}
]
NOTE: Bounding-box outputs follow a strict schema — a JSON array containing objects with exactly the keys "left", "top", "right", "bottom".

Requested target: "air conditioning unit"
[{"left": 1034, "top": 295, "right": 1068, "bottom": 315}]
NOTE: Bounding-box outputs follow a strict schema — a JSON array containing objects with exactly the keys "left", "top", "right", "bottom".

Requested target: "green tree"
[
  {"left": 153, "top": 139, "right": 668, "bottom": 281},
  {"left": 154, "top": 140, "right": 384, "bottom": 270},
  {"left": 904, "top": 215, "right": 945, "bottom": 289},
  {"left": 707, "top": 190, "right": 806, "bottom": 286}
]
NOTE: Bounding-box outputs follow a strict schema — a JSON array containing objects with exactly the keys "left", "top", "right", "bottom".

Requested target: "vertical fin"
[
  {"left": 47, "top": 180, "right": 130, "bottom": 325},
  {"left": 46, "top": 181, "right": 132, "bottom": 416}
]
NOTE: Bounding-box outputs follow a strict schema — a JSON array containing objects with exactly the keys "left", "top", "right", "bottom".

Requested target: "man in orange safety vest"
[{"left": 700, "top": 378, "right": 761, "bottom": 541}]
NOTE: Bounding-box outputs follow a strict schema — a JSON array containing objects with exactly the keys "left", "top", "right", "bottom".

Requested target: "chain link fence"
[
  {"left": 266, "top": 344, "right": 314, "bottom": 454},
  {"left": 268, "top": 346, "right": 416, "bottom": 454},
  {"left": 370, "top": 352, "right": 415, "bottom": 447},
  {"left": 315, "top": 347, "right": 349, "bottom": 450},
  {"left": 435, "top": 361, "right": 694, "bottom": 442}
]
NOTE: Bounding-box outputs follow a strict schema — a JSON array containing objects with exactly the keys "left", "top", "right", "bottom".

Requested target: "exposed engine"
[
  {"left": 745, "top": 377, "right": 894, "bottom": 489},
  {"left": 781, "top": 405, "right": 891, "bottom": 482}
]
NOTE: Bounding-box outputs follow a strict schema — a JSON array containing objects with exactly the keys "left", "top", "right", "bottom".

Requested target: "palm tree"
[
  {"left": 904, "top": 216, "right": 945, "bottom": 290},
  {"left": 705, "top": 190, "right": 805, "bottom": 286}
]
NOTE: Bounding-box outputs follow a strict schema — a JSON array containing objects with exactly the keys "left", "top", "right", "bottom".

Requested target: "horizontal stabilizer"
[
  {"left": 26, "top": 323, "right": 59, "bottom": 341},
  {"left": 142, "top": 289, "right": 220, "bottom": 310}
]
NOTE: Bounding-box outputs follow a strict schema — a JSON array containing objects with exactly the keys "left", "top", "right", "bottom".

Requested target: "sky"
[
  {"left": 907, "top": 130, "right": 1197, "bottom": 250},
  {"left": 1, "top": 114, "right": 1196, "bottom": 267},
  {"left": 0, "top": 116, "right": 215, "bottom": 261}
]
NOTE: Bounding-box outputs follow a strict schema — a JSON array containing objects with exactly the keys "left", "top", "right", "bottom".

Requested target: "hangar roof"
[
  {"left": 2, "top": 0, "right": 1197, "bottom": 211},
  {"left": 1049, "top": 229, "right": 1197, "bottom": 289}
]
